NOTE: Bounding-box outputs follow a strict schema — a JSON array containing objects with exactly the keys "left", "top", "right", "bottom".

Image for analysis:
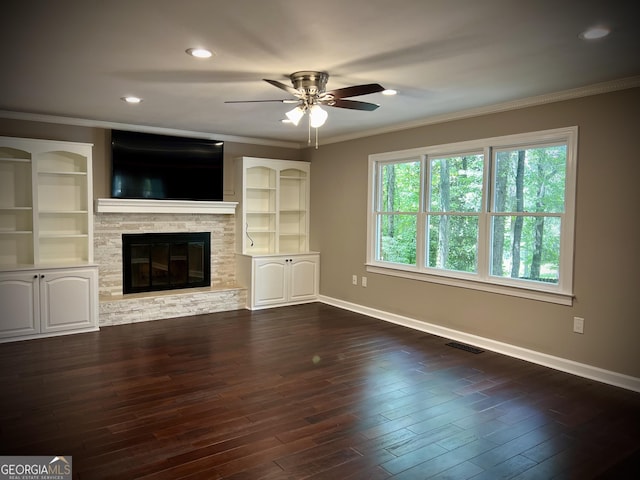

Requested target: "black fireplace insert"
[{"left": 122, "top": 232, "right": 211, "bottom": 294}]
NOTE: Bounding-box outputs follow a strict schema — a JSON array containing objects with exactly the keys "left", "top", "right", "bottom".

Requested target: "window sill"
[{"left": 365, "top": 264, "right": 574, "bottom": 306}]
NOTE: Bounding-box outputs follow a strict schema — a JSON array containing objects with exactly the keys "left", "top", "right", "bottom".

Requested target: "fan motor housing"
[{"left": 290, "top": 71, "right": 329, "bottom": 96}]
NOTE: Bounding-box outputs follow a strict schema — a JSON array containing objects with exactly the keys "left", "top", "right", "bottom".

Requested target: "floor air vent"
[{"left": 446, "top": 342, "right": 484, "bottom": 354}]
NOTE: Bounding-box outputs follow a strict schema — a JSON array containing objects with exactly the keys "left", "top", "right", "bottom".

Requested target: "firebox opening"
[{"left": 122, "top": 232, "right": 211, "bottom": 294}]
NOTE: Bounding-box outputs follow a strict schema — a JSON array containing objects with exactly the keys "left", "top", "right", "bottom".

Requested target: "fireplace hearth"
[{"left": 122, "top": 232, "right": 211, "bottom": 294}]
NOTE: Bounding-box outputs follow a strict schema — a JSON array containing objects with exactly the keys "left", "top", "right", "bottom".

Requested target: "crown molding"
[
  {"left": 0, "top": 110, "right": 303, "bottom": 149},
  {"left": 320, "top": 75, "right": 640, "bottom": 146}
]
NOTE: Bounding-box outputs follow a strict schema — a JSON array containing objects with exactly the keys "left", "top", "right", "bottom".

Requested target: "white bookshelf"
[
  {"left": 0, "top": 136, "right": 98, "bottom": 342},
  {"left": 233, "top": 157, "right": 319, "bottom": 309},
  {"left": 0, "top": 137, "right": 93, "bottom": 266}
]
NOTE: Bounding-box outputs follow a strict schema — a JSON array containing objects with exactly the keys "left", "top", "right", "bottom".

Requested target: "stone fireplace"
[{"left": 94, "top": 199, "right": 246, "bottom": 326}]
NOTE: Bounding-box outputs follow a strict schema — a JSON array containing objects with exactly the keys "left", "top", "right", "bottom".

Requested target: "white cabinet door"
[
  {"left": 0, "top": 266, "right": 98, "bottom": 342},
  {"left": 40, "top": 268, "right": 97, "bottom": 333},
  {"left": 0, "top": 272, "right": 39, "bottom": 339},
  {"left": 249, "top": 254, "right": 319, "bottom": 309},
  {"left": 253, "top": 257, "right": 287, "bottom": 307},
  {"left": 289, "top": 255, "right": 319, "bottom": 302}
]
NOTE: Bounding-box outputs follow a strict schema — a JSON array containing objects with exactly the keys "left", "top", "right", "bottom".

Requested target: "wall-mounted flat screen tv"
[{"left": 111, "top": 130, "right": 224, "bottom": 201}]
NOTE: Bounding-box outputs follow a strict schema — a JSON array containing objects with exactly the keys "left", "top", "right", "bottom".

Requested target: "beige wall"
[{"left": 308, "top": 87, "right": 640, "bottom": 378}]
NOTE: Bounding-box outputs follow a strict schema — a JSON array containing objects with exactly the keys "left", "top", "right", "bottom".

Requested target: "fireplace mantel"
[{"left": 95, "top": 198, "right": 237, "bottom": 214}]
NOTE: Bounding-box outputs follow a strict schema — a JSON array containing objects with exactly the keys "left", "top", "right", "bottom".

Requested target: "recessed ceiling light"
[
  {"left": 579, "top": 26, "right": 611, "bottom": 40},
  {"left": 186, "top": 48, "right": 214, "bottom": 58},
  {"left": 121, "top": 96, "right": 142, "bottom": 104},
  {"left": 382, "top": 89, "right": 397, "bottom": 96}
]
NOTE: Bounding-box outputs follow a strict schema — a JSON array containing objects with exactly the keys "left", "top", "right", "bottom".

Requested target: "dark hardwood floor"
[{"left": 1, "top": 303, "right": 639, "bottom": 479}]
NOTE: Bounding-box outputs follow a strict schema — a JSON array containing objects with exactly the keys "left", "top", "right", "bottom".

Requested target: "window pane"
[
  {"left": 380, "top": 161, "right": 420, "bottom": 212},
  {"left": 490, "top": 215, "right": 561, "bottom": 284},
  {"left": 427, "top": 215, "right": 478, "bottom": 273},
  {"left": 377, "top": 214, "right": 416, "bottom": 265},
  {"left": 493, "top": 145, "right": 566, "bottom": 214},
  {"left": 429, "top": 154, "right": 483, "bottom": 212}
]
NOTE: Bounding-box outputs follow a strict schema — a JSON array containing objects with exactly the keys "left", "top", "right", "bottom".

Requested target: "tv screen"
[{"left": 111, "top": 130, "right": 224, "bottom": 201}]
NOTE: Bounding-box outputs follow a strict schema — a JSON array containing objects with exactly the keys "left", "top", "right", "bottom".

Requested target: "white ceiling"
[{"left": 1, "top": 0, "right": 639, "bottom": 147}]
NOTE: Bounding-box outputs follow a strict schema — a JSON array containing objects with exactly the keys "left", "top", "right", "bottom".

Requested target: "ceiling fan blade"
[
  {"left": 327, "top": 99, "right": 380, "bottom": 111},
  {"left": 324, "top": 83, "right": 385, "bottom": 99},
  {"left": 225, "top": 99, "right": 298, "bottom": 104},
  {"left": 263, "top": 79, "right": 301, "bottom": 97}
]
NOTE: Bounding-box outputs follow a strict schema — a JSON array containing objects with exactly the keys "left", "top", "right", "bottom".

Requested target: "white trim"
[
  {"left": 0, "top": 110, "right": 303, "bottom": 149},
  {"left": 319, "top": 295, "right": 640, "bottom": 393},
  {"left": 0, "top": 325, "right": 99, "bottom": 344},
  {"left": 367, "top": 127, "right": 577, "bottom": 305},
  {"left": 365, "top": 265, "right": 573, "bottom": 305},
  {"left": 95, "top": 198, "right": 237, "bottom": 214}
]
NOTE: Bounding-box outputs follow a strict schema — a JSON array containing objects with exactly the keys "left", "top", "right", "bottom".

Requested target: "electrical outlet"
[
  {"left": 361, "top": 276, "right": 368, "bottom": 287},
  {"left": 573, "top": 317, "right": 584, "bottom": 334},
  {"left": 352, "top": 275, "right": 358, "bottom": 286}
]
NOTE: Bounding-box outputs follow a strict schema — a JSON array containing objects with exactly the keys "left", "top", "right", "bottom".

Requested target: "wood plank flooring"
[{"left": 1, "top": 303, "right": 639, "bottom": 479}]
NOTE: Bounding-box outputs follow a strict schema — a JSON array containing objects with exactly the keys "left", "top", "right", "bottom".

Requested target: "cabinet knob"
[
  {"left": 34, "top": 274, "right": 38, "bottom": 279},
  {"left": 40, "top": 274, "right": 45, "bottom": 279}
]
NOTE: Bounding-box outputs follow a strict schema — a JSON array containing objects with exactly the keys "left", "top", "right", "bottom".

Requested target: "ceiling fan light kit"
[
  {"left": 309, "top": 105, "right": 328, "bottom": 128},
  {"left": 285, "top": 105, "right": 305, "bottom": 126},
  {"left": 226, "top": 70, "right": 386, "bottom": 147}
]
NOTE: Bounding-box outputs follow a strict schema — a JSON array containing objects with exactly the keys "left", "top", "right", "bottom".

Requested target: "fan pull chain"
[{"left": 306, "top": 114, "right": 320, "bottom": 148}]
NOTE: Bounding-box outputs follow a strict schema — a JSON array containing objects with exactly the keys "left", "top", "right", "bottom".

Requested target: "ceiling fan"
[{"left": 225, "top": 71, "right": 385, "bottom": 145}]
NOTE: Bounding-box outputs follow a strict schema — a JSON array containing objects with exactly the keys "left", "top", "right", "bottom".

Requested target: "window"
[
  {"left": 367, "top": 127, "right": 577, "bottom": 305},
  {"left": 377, "top": 160, "right": 420, "bottom": 265},
  {"left": 427, "top": 153, "right": 484, "bottom": 274}
]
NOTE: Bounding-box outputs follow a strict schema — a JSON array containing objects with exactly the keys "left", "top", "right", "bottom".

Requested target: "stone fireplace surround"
[{"left": 94, "top": 199, "right": 246, "bottom": 326}]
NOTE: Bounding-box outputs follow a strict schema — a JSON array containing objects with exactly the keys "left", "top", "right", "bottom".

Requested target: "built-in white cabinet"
[
  {"left": 0, "top": 267, "right": 98, "bottom": 342},
  {"left": 237, "top": 253, "right": 319, "bottom": 309},
  {"left": 0, "top": 136, "right": 97, "bottom": 341},
  {"left": 233, "top": 157, "right": 319, "bottom": 309}
]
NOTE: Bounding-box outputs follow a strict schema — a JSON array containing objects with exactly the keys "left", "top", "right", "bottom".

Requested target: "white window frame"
[{"left": 366, "top": 126, "right": 578, "bottom": 306}]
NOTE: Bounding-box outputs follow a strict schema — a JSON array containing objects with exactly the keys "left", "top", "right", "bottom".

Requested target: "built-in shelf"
[{"left": 95, "top": 198, "right": 238, "bottom": 214}]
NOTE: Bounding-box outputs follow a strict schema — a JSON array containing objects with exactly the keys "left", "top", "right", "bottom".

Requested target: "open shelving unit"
[
  {"left": 244, "top": 165, "right": 277, "bottom": 254},
  {"left": 0, "top": 139, "right": 93, "bottom": 267},
  {"left": 36, "top": 150, "right": 90, "bottom": 264},
  {"left": 279, "top": 168, "right": 308, "bottom": 254},
  {"left": 0, "top": 146, "right": 34, "bottom": 265},
  {"left": 236, "top": 158, "right": 310, "bottom": 255},
  {"left": 0, "top": 136, "right": 98, "bottom": 342}
]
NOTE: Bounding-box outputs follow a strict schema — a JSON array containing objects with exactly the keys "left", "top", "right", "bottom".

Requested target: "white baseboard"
[{"left": 319, "top": 295, "right": 640, "bottom": 393}]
